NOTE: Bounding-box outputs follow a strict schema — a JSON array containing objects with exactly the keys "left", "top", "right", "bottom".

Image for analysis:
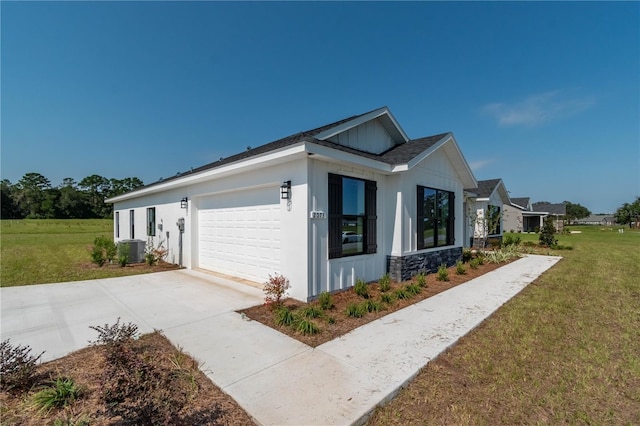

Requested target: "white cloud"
[
  {"left": 468, "top": 159, "right": 494, "bottom": 172},
  {"left": 482, "top": 91, "right": 595, "bottom": 127}
]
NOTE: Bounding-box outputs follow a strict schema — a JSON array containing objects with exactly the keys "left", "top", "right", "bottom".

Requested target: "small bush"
[
  {"left": 488, "top": 238, "right": 502, "bottom": 249},
  {"left": 346, "top": 303, "right": 365, "bottom": 318},
  {"left": 117, "top": 242, "right": 129, "bottom": 267},
  {"left": 476, "top": 254, "right": 485, "bottom": 265},
  {"left": 469, "top": 258, "right": 480, "bottom": 269},
  {"left": 551, "top": 244, "right": 573, "bottom": 250},
  {"left": 354, "top": 278, "right": 370, "bottom": 299},
  {"left": 90, "top": 236, "right": 117, "bottom": 267},
  {"left": 363, "top": 300, "right": 382, "bottom": 313},
  {"left": 89, "top": 317, "right": 139, "bottom": 347},
  {"left": 394, "top": 288, "right": 410, "bottom": 300},
  {"left": 318, "top": 291, "right": 334, "bottom": 310},
  {"left": 503, "top": 234, "right": 521, "bottom": 246},
  {"left": 456, "top": 260, "right": 466, "bottom": 275},
  {"left": 300, "top": 306, "right": 322, "bottom": 319},
  {"left": 263, "top": 274, "right": 291, "bottom": 308},
  {"left": 462, "top": 249, "right": 473, "bottom": 263},
  {"left": 274, "top": 307, "right": 295, "bottom": 326},
  {"left": 296, "top": 319, "right": 320, "bottom": 335},
  {"left": 437, "top": 264, "right": 450, "bottom": 282},
  {"left": 415, "top": 272, "right": 427, "bottom": 288},
  {"left": 327, "top": 316, "right": 336, "bottom": 325},
  {"left": 405, "top": 284, "right": 421, "bottom": 296},
  {"left": 378, "top": 274, "right": 391, "bottom": 292},
  {"left": 0, "top": 339, "right": 44, "bottom": 391},
  {"left": 30, "top": 377, "right": 82, "bottom": 415},
  {"left": 90, "top": 245, "right": 106, "bottom": 267},
  {"left": 379, "top": 293, "right": 394, "bottom": 305}
]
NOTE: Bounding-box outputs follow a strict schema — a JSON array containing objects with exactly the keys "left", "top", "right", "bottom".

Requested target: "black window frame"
[
  {"left": 328, "top": 173, "right": 377, "bottom": 259},
  {"left": 115, "top": 211, "right": 120, "bottom": 238},
  {"left": 146, "top": 207, "right": 156, "bottom": 237},
  {"left": 417, "top": 186, "right": 455, "bottom": 249},
  {"left": 129, "top": 209, "right": 135, "bottom": 239}
]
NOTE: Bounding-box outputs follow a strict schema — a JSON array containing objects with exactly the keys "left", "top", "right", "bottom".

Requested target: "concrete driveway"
[{"left": 1, "top": 255, "right": 561, "bottom": 425}]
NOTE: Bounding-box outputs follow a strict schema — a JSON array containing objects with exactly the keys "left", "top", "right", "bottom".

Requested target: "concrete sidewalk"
[{"left": 1, "top": 254, "right": 561, "bottom": 425}]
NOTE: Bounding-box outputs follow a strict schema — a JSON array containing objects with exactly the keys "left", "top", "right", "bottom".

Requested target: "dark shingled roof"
[
  {"left": 532, "top": 202, "right": 567, "bottom": 215},
  {"left": 466, "top": 178, "right": 501, "bottom": 198},
  {"left": 139, "top": 108, "right": 450, "bottom": 191},
  {"left": 511, "top": 197, "right": 530, "bottom": 209}
]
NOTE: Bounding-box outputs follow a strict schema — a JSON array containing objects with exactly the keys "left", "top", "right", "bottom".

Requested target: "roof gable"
[
  {"left": 532, "top": 202, "right": 567, "bottom": 215},
  {"left": 510, "top": 197, "right": 531, "bottom": 210},
  {"left": 466, "top": 178, "right": 510, "bottom": 204}
]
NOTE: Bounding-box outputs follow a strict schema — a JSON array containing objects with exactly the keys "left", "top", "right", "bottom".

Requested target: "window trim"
[
  {"left": 146, "top": 207, "right": 156, "bottom": 237},
  {"left": 328, "top": 173, "right": 377, "bottom": 259},
  {"left": 417, "top": 185, "right": 455, "bottom": 250}
]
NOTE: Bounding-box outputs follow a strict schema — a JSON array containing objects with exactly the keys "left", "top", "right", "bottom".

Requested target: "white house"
[
  {"left": 464, "top": 178, "right": 511, "bottom": 247},
  {"left": 107, "top": 107, "right": 477, "bottom": 301}
]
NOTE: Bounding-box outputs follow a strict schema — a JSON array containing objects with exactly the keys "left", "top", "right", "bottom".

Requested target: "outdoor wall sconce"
[
  {"left": 180, "top": 197, "right": 188, "bottom": 209},
  {"left": 280, "top": 180, "right": 291, "bottom": 200}
]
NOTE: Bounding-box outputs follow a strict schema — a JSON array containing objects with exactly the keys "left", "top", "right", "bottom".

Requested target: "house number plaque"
[{"left": 310, "top": 211, "right": 326, "bottom": 219}]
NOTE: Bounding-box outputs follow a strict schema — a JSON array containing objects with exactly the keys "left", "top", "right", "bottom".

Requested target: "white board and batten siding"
[
  {"left": 327, "top": 118, "right": 396, "bottom": 155},
  {"left": 197, "top": 186, "right": 281, "bottom": 283}
]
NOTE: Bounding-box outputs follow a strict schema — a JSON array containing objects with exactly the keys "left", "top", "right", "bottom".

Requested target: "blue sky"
[{"left": 2, "top": 1, "right": 638, "bottom": 213}]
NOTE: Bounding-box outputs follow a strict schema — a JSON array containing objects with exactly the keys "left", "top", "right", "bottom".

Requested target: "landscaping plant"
[
  {"left": 318, "top": 291, "right": 334, "bottom": 310},
  {"left": 456, "top": 260, "right": 466, "bottom": 275},
  {"left": 378, "top": 273, "right": 392, "bottom": 292},
  {"left": 0, "top": 339, "right": 44, "bottom": 391},
  {"left": 539, "top": 216, "right": 558, "bottom": 247},
  {"left": 437, "top": 264, "right": 450, "bottom": 282},
  {"left": 354, "top": 278, "right": 370, "bottom": 298},
  {"left": 415, "top": 272, "right": 427, "bottom": 288},
  {"left": 263, "top": 273, "right": 291, "bottom": 308},
  {"left": 30, "top": 377, "right": 82, "bottom": 415}
]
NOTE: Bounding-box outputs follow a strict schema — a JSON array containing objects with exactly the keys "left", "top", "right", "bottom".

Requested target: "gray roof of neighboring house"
[
  {"left": 465, "top": 178, "right": 502, "bottom": 198},
  {"left": 139, "top": 107, "right": 449, "bottom": 190},
  {"left": 510, "top": 197, "right": 530, "bottom": 209},
  {"left": 532, "top": 202, "right": 567, "bottom": 215}
]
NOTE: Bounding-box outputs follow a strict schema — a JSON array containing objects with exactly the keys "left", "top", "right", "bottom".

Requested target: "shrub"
[
  {"left": 296, "top": 319, "right": 320, "bottom": 335},
  {"left": 415, "top": 272, "right": 427, "bottom": 288},
  {"left": 405, "top": 283, "right": 421, "bottom": 296},
  {"left": 456, "top": 260, "right": 466, "bottom": 275},
  {"left": 476, "top": 253, "right": 485, "bottom": 265},
  {"left": 318, "top": 291, "right": 334, "bottom": 310},
  {"left": 144, "top": 237, "right": 168, "bottom": 266},
  {"left": 326, "top": 316, "right": 336, "bottom": 325},
  {"left": 0, "top": 339, "right": 44, "bottom": 391},
  {"left": 300, "top": 306, "right": 322, "bottom": 319},
  {"left": 437, "top": 264, "right": 450, "bottom": 282},
  {"left": 117, "top": 242, "right": 129, "bottom": 267},
  {"left": 539, "top": 217, "right": 559, "bottom": 247},
  {"left": 274, "top": 307, "right": 295, "bottom": 326},
  {"left": 394, "top": 287, "right": 410, "bottom": 300},
  {"left": 346, "top": 303, "right": 365, "bottom": 318},
  {"left": 263, "top": 274, "right": 291, "bottom": 308},
  {"left": 30, "top": 377, "right": 82, "bottom": 415},
  {"left": 379, "top": 293, "right": 394, "bottom": 305},
  {"left": 462, "top": 249, "right": 473, "bottom": 263},
  {"left": 469, "top": 258, "right": 480, "bottom": 269},
  {"left": 363, "top": 300, "right": 382, "bottom": 313},
  {"left": 354, "top": 278, "right": 369, "bottom": 299},
  {"left": 89, "top": 318, "right": 139, "bottom": 347},
  {"left": 90, "top": 236, "right": 117, "bottom": 267},
  {"left": 488, "top": 238, "right": 502, "bottom": 249},
  {"left": 551, "top": 244, "right": 573, "bottom": 250},
  {"left": 378, "top": 274, "right": 391, "bottom": 292},
  {"left": 503, "top": 234, "right": 521, "bottom": 246}
]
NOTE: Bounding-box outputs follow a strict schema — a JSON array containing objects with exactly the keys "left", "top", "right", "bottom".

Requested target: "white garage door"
[{"left": 198, "top": 187, "right": 281, "bottom": 283}]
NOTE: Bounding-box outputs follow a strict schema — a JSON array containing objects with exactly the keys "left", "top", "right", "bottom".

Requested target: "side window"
[
  {"left": 130, "top": 209, "right": 135, "bottom": 239},
  {"left": 417, "top": 186, "right": 455, "bottom": 249},
  {"left": 115, "top": 211, "right": 120, "bottom": 238},
  {"left": 488, "top": 205, "right": 501, "bottom": 235},
  {"left": 146, "top": 207, "right": 156, "bottom": 236},
  {"left": 328, "top": 174, "right": 377, "bottom": 259}
]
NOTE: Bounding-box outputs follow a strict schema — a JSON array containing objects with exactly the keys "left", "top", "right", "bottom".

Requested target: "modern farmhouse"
[{"left": 107, "top": 107, "right": 477, "bottom": 301}]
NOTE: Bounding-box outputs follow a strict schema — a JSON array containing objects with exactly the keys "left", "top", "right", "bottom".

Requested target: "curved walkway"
[{"left": 1, "top": 254, "right": 560, "bottom": 425}]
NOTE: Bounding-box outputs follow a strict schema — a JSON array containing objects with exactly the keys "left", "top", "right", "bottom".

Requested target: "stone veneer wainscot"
[{"left": 387, "top": 247, "right": 463, "bottom": 282}]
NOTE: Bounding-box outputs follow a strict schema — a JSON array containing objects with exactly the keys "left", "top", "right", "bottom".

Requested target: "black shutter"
[
  {"left": 417, "top": 186, "right": 425, "bottom": 250},
  {"left": 328, "top": 174, "right": 342, "bottom": 259},
  {"left": 365, "top": 179, "right": 377, "bottom": 254},
  {"left": 449, "top": 192, "right": 455, "bottom": 245}
]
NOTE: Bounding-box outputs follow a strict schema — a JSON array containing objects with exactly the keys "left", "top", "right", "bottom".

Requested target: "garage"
[{"left": 197, "top": 187, "right": 281, "bottom": 283}]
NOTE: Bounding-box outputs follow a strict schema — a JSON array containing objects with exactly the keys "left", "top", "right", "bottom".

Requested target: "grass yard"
[
  {"left": 368, "top": 226, "right": 640, "bottom": 425},
  {"left": 0, "top": 219, "right": 174, "bottom": 287}
]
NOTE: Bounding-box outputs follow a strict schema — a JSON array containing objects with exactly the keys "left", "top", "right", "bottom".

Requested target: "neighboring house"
[
  {"left": 572, "top": 214, "right": 615, "bottom": 226},
  {"left": 106, "top": 107, "right": 477, "bottom": 301},
  {"left": 464, "top": 179, "right": 511, "bottom": 247},
  {"left": 532, "top": 202, "right": 566, "bottom": 232}
]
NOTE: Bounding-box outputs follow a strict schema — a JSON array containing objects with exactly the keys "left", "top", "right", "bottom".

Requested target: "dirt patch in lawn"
[
  {"left": 240, "top": 258, "right": 516, "bottom": 347},
  {"left": 0, "top": 332, "right": 255, "bottom": 425},
  {"left": 78, "top": 260, "right": 181, "bottom": 273}
]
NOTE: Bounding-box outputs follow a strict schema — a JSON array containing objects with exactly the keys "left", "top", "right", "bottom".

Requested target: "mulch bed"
[{"left": 240, "top": 259, "right": 516, "bottom": 347}]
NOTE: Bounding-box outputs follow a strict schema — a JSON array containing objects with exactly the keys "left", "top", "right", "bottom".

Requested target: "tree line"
[
  {"left": 613, "top": 197, "right": 640, "bottom": 227},
  {"left": 1, "top": 173, "right": 143, "bottom": 219}
]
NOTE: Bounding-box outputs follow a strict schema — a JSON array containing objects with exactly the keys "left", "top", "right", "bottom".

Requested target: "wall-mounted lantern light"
[
  {"left": 280, "top": 180, "right": 291, "bottom": 200},
  {"left": 180, "top": 197, "right": 188, "bottom": 209}
]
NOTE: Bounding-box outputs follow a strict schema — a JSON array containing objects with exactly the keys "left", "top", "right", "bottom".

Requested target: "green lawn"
[
  {"left": 369, "top": 225, "right": 640, "bottom": 425},
  {"left": 1, "top": 219, "right": 165, "bottom": 287}
]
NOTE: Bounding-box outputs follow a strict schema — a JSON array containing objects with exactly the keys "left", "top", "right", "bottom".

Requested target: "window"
[
  {"left": 115, "top": 211, "right": 120, "bottom": 238},
  {"left": 417, "top": 186, "right": 454, "bottom": 249},
  {"left": 328, "top": 174, "right": 377, "bottom": 258},
  {"left": 487, "top": 205, "right": 501, "bottom": 235},
  {"left": 129, "top": 210, "right": 135, "bottom": 239},
  {"left": 146, "top": 207, "right": 156, "bottom": 236}
]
